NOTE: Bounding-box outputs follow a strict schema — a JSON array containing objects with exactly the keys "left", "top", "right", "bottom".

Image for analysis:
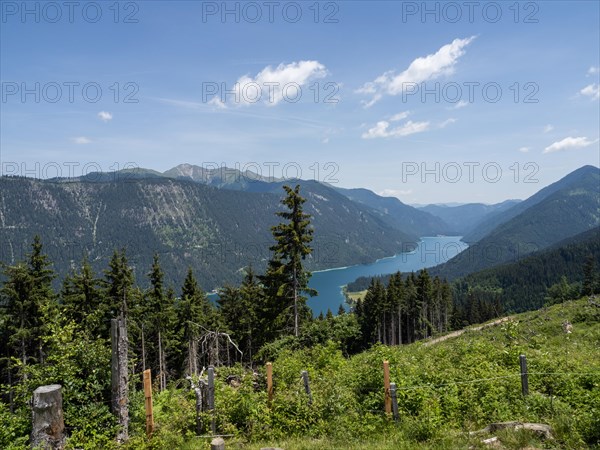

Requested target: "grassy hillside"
[{"left": 110, "top": 298, "right": 599, "bottom": 449}]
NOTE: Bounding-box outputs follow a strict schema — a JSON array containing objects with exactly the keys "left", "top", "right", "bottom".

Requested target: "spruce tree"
[
  {"left": 61, "top": 255, "right": 104, "bottom": 338},
  {"left": 1, "top": 236, "right": 57, "bottom": 372},
  {"left": 145, "top": 254, "right": 174, "bottom": 390},
  {"left": 104, "top": 249, "right": 134, "bottom": 318},
  {"left": 582, "top": 255, "right": 597, "bottom": 296},
  {"left": 404, "top": 273, "right": 418, "bottom": 343},
  {"left": 387, "top": 272, "right": 404, "bottom": 345},
  {"left": 218, "top": 276, "right": 261, "bottom": 365},
  {"left": 261, "top": 185, "right": 316, "bottom": 337},
  {"left": 177, "top": 267, "right": 211, "bottom": 375},
  {"left": 416, "top": 269, "right": 432, "bottom": 338},
  {"left": 1, "top": 263, "right": 36, "bottom": 369}
]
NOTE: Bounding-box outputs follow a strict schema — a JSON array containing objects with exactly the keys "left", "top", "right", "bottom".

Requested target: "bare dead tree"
[{"left": 196, "top": 325, "right": 243, "bottom": 367}]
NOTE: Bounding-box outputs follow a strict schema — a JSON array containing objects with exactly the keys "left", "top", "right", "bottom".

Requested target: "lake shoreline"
[{"left": 307, "top": 236, "right": 468, "bottom": 316}]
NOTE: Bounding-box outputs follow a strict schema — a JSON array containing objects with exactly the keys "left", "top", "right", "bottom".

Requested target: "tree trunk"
[
  {"left": 158, "top": 331, "right": 164, "bottom": 391},
  {"left": 8, "top": 364, "right": 14, "bottom": 413},
  {"left": 141, "top": 325, "right": 146, "bottom": 372},
  {"left": 111, "top": 317, "right": 129, "bottom": 443},
  {"left": 31, "top": 384, "right": 65, "bottom": 450},
  {"left": 293, "top": 266, "right": 299, "bottom": 337},
  {"left": 248, "top": 330, "right": 252, "bottom": 364},
  {"left": 21, "top": 314, "right": 27, "bottom": 380},
  {"left": 162, "top": 345, "right": 167, "bottom": 391},
  {"left": 188, "top": 337, "right": 198, "bottom": 376},
  {"left": 398, "top": 307, "right": 403, "bottom": 345}
]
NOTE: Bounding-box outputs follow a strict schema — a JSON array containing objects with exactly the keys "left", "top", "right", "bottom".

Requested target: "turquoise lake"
[{"left": 307, "top": 236, "right": 468, "bottom": 316}]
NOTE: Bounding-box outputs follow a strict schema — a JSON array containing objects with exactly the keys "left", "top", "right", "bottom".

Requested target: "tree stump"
[
  {"left": 211, "top": 437, "right": 225, "bottom": 450},
  {"left": 31, "top": 384, "right": 65, "bottom": 450}
]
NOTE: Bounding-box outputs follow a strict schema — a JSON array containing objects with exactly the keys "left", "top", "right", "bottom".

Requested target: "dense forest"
[
  {"left": 349, "top": 227, "right": 600, "bottom": 323},
  {"left": 354, "top": 272, "right": 453, "bottom": 347}
]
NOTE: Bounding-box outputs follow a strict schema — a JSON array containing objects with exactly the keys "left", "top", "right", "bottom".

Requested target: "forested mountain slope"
[
  {"left": 463, "top": 165, "right": 599, "bottom": 243},
  {"left": 0, "top": 176, "right": 412, "bottom": 289}
]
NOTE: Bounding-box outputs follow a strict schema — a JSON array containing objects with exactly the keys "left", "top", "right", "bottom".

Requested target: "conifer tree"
[
  {"left": 61, "top": 255, "right": 104, "bottom": 338},
  {"left": 582, "top": 255, "right": 597, "bottom": 296},
  {"left": 104, "top": 249, "right": 134, "bottom": 319},
  {"left": 416, "top": 269, "right": 432, "bottom": 338},
  {"left": 219, "top": 267, "right": 263, "bottom": 362},
  {"left": 404, "top": 273, "right": 418, "bottom": 343},
  {"left": 145, "top": 254, "right": 175, "bottom": 390},
  {"left": 387, "top": 272, "right": 404, "bottom": 344},
  {"left": 261, "top": 185, "right": 316, "bottom": 337},
  {"left": 1, "top": 236, "right": 57, "bottom": 373},
  {"left": 177, "top": 267, "right": 210, "bottom": 375}
]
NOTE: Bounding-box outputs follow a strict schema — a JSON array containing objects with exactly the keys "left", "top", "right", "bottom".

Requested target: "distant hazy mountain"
[
  {"left": 418, "top": 200, "right": 521, "bottom": 235},
  {"left": 162, "top": 163, "right": 281, "bottom": 191},
  {"left": 463, "top": 165, "right": 600, "bottom": 243},
  {"left": 432, "top": 165, "right": 600, "bottom": 279},
  {"left": 0, "top": 176, "right": 413, "bottom": 290},
  {"left": 411, "top": 202, "right": 467, "bottom": 208},
  {"left": 332, "top": 187, "right": 449, "bottom": 237}
]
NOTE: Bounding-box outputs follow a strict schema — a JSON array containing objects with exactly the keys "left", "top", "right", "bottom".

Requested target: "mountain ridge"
[
  {"left": 463, "top": 165, "right": 600, "bottom": 243},
  {"left": 0, "top": 175, "right": 414, "bottom": 290}
]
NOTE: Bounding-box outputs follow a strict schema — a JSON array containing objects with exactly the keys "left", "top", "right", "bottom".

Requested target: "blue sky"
[{"left": 1, "top": 1, "right": 599, "bottom": 204}]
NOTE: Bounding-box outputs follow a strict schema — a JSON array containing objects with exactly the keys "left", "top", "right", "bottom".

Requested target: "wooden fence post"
[
  {"left": 143, "top": 369, "right": 154, "bottom": 436},
  {"left": 111, "top": 316, "right": 129, "bottom": 443},
  {"left": 383, "top": 360, "right": 391, "bottom": 414},
  {"left": 31, "top": 384, "right": 65, "bottom": 449},
  {"left": 301, "top": 370, "right": 313, "bottom": 405},
  {"left": 208, "top": 365, "right": 216, "bottom": 434},
  {"left": 389, "top": 382, "right": 399, "bottom": 422},
  {"left": 519, "top": 354, "right": 529, "bottom": 396},
  {"left": 187, "top": 376, "right": 203, "bottom": 435},
  {"left": 266, "top": 362, "right": 273, "bottom": 406}
]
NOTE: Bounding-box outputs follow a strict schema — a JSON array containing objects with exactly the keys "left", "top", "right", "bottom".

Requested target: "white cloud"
[
  {"left": 390, "top": 111, "right": 410, "bottom": 121},
  {"left": 97, "top": 111, "right": 113, "bottom": 122},
  {"left": 362, "top": 120, "right": 430, "bottom": 139},
  {"left": 452, "top": 99, "right": 469, "bottom": 109},
  {"left": 543, "top": 124, "right": 554, "bottom": 133},
  {"left": 580, "top": 83, "right": 600, "bottom": 100},
  {"left": 322, "top": 137, "right": 330, "bottom": 144},
  {"left": 587, "top": 66, "right": 599, "bottom": 76},
  {"left": 72, "top": 137, "right": 91, "bottom": 144},
  {"left": 208, "top": 97, "right": 227, "bottom": 109},
  {"left": 543, "top": 136, "right": 599, "bottom": 154},
  {"left": 439, "top": 118, "right": 457, "bottom": 128},
  {"left": 357, "top": 36, "right": 476, "bottom": 107},
  {"left": 378, "top": 188, "right": 413, "bottom": 197},
  {"left": 224, "top": 60, "right": 327, "bottom": 107},
  {"left": 518, "top": 147, "right": 530, "bottom": 153}
]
